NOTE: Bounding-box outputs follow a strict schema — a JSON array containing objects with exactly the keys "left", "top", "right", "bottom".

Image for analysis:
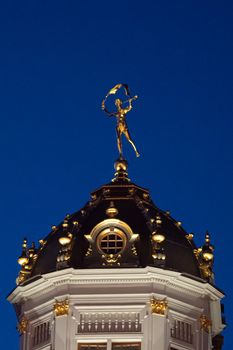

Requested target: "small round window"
[{"left": 97, "top": 228, "right": 126, "bottom": 255}]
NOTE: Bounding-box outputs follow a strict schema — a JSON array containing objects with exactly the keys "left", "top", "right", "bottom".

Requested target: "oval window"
[{"left": 97, "top": 227, "right": 126, "bottom": 256}]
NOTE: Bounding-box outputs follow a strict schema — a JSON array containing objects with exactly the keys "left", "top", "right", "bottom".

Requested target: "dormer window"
[
  {"left": 84, "top": 219, "right": 138, "bottom": 266},
  {"left": 97, "top": 227, "right": 126, "bottom": 256}
]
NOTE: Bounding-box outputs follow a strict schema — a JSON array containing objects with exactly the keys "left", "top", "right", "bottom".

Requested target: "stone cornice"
[{"left": 8, "top": 266, "right": 224, "bottom": 305}]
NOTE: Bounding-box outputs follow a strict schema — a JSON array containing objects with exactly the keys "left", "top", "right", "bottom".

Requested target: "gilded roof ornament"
[
  {"left": 186, "top": 233, "right": 194, "bottom": 241},
  {"left": 106, "top": 201, "right": 118, "bottom": 218},
  {"left": 17, "top": 316, "right": 28, "bottom": 334},
  {"left": 54, "top": 299, "right": 69, "bottom": 317},
  {"left": 150, "top": 297, "right": 168, "bottom": 315},
  {"left": 102, "top": 83, "right": 140, "bottom": 159},
  {"left": 193, "top": 231, "right": 214, "bottom": 283},
  {"left": 17, "top": 238, "right": 29, "bottom": 266},
  {"left": 200, "top": 314, "right": 212, "bottom": 333}
]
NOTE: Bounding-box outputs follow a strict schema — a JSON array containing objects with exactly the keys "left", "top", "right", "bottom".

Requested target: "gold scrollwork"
[
  {"left": 54, "top": 299, "right": 69, "bottom": 317},
  {"left": 199, "top": 262, "right": 213, "bottom": 279},
  {"left": 17, "top": 316, "right": 28, "bottom": 334},
  {"left": 200, "top": 314, "right": 212, "bottom": 333},
  {"left": 150, "top": 297, "right": 168, "bottom": 315},
  {"left": 16, "top": 272, "right": 26, "bottom": 285}
]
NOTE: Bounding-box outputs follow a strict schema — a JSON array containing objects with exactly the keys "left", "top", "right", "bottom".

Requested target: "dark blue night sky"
[{"left": 1, "top": 1, "right": 232, "bottom": 348}]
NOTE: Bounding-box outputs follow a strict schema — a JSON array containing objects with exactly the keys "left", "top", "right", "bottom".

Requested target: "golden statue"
[{"left": 102, "top": 84, "right": 140, "bottom": 158}]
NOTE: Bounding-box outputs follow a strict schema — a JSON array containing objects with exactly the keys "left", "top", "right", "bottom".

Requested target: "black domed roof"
[{"left": 26, "top": 159, "right": 201, "bottom": 281}]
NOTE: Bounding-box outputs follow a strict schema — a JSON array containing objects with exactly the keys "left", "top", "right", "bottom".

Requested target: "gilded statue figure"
[{"left": 102, "top": 84, "right": 140, "bottom": 158}]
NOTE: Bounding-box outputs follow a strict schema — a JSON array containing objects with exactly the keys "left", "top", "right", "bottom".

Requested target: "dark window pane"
[
  {"left": 109, "top": 234, "right": 116, "bottom": 240},
  {"left": 112, "top": 343, "right": 141, "bottom": 350},
  {"left": 79, "top": 344, "right": 107, "bottom": 350}
]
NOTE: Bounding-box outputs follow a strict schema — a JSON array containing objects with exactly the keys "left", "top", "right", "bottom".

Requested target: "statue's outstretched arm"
[
  {"left": 124, "top": 95, "right": 138, "bottom": 113},
  {"left": 125, "top": 100, "right": 133, "bottom": 113}
]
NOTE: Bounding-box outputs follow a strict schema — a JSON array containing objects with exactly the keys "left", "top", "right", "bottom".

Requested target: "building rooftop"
[{"left": 17, "top": 158, "right": 212, "bottom": 285}]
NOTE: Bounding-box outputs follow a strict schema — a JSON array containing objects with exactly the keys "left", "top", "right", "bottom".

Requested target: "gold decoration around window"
[
  {"left": 17, "top": 316, "right": 28, "bottom": 334},
  {"left": 150, "top": 297, "right": 168, "bottom": 315},
  {"left": 54, "top": 299, "right": 69, "bottom": 316},
  {"left": 200, "top": 315, "right": 212, "bottom": 333}
]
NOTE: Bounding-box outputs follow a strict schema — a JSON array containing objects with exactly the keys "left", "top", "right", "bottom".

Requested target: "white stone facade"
[{"left": 8, "top": 266, "right": 224, "bottom": 350}]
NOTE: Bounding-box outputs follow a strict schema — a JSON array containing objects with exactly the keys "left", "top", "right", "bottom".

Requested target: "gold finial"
[
  {"left": 193, "top": 231, "right": 214, "bottom": 282},
  {"left": 62, "top": 219, "right": 69, "bottom": 228},
  {"left": 150, "top": 297, "right": 168, "bottom": 315},
  {"left": 112, "top": 158, "right": 130, "bottom": 182},
  {"left": 18, "top": 238, "right": 29, "bottom": 266},
  {"left": 39, "top": 239, "right": 46, "bottom": 246},
  {"left": 58, "top": 218, "right": 72, "bottom": 246},
  {"left": 186, "top": 233, "right": 194, "bottom": 241},
  {"left": 28, "top": 242, "right": 36, "bottom": 259},
  {"left": 155, "top": 214, "right": 162, "bottom": 226},
  {"left": 143, "top": 192, "right": 150, "bottom": 200},
  {"left": 54, "top": 299, "right": 69, "bottom": 316},
  {"left": 202, "top": 231, "right": 214, "bottom": 261},
  {"left": 151, "top": 214, "right": 165, "bottom": 244},
  {"left": 102, "top": 84, "right": 140, "bottom": 158}
]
